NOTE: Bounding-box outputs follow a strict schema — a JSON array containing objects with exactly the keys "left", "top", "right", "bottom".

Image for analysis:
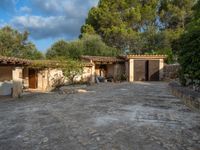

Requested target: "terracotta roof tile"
[
  {"left": 81, "top": 55, "right": 124, "bottom": 62},
  {"left": 83, "top": 62, "right": 94, "bottom": 67},
  {"left": 0, "top": 56, "right": 31, "bottom": 65},
  {"left": 127, "top": 54, "right": 167, "bottom": 59}
]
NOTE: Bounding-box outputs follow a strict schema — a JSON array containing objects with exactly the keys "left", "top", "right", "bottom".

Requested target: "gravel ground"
[{"left": 0, "top": 82, "right": 200, "bottom": 150}]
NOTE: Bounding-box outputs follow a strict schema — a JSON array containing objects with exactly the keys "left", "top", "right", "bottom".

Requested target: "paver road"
[{"left": 0, "top": 82, "right": 200, "bottom": 150}]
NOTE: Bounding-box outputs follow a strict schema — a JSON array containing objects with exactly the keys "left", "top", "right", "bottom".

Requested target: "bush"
[
  {"left": 177, "top": 0, "right": 200, "bottom": 88},
  {"left": 62, "top": 59, "right": 84, "bottom": 84},
  {"left": 178, "top": 28, "right": 200, "bottom": 87}
]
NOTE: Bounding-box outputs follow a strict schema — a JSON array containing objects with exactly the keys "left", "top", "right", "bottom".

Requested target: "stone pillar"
[
  {"left": 91, "top": 62, "right": 95, "bottom": 83},
  {"left": 12, "top": 67, "right": 23, "bottom": 98},
  {"left": 125, "top": 62, "right": 129, "bottom": 79},
  {"left": 23, "top": 67, "right": 29, "bottom": 89},
  {"left": 113, "top": 64, "right": 118, "bottom": 80},
  {"left": 159, "top": 59, "right": 164, "bottom": 80},
  {"left": 129, "top": 59, "right": 134, "bottom": 82},
  {"left": 38, "top": 69, "right": 48, "bottom": 91}
]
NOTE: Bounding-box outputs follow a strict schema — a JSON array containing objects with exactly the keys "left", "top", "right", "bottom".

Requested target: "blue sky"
[{"left": 0, "top": 0, "right": 99, "bottom": 52}]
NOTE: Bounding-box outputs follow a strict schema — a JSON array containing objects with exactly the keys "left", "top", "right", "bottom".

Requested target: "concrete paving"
[{"left": 0, "top": 82, "right": 200, "bottom": 150}]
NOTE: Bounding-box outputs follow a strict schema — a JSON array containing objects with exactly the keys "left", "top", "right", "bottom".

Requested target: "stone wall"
[
  {"left": 163, "top": 64, "right": 180, "bottom": 80},
  {"left": 169, "top": 82, "right": 200, "bottom": 111},
  {"left": 12, "top": 67, "right": 23, "bottom": 98},
  {"left": 37, "top": 69, "right": 64, "bottom": 91},
  {"left": 81, "top": 66, "right": 93, "bottom": 82},
  {"left": 36, "top": 67, "right": 94, "bottom": 91},
  {"left": 113, "top": 63, "right": 125, "bottom": 81}
]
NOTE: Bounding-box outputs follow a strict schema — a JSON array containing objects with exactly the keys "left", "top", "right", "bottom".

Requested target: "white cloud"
[
  {"left": 31, "top": 0, "right": 99, "bottom": 17},
  {"left": 12, "top": 15, "right": 83, "bottom": 39},
  {"left": 19, "top": 6, "right": 32, "bottom": 14},
  {"left": 11, "top": 0, "right": 99, "bottom": 40}
]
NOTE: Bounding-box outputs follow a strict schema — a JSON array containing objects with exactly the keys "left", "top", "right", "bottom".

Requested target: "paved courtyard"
[{"left": 0, "top": 82, "right": 200, "bottom": 150}]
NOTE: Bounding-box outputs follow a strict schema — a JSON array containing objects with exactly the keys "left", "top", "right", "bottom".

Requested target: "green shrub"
[
  {"left": 178, "top": 28, "right": 200, "bottom": 86},
  {"left": 177, "top": 0, "right": 200, "bottom": 87}
]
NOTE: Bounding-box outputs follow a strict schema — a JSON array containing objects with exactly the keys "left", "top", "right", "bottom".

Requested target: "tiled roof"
[
  {"left": 31, "top": 60, "right": 94, "bottom": 68},
  {"left": 0, "top": 56, "right": 31, "bottom": 65},
  {"left": 126, "top": 55, "right": 167, "bottom": 59},
  {"left": 81, "top": 55, "right": 125, "bottom": 62},
  {"left": 83, "top": 62, "right": 94, "bottom": 67}
]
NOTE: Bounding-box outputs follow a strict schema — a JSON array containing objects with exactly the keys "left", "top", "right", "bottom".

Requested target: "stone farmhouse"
[
  {"left": 0, "top": 55, "right": 166, "bottom": 97},
  {"left": 81, "top": 55, "right": 166, "bottom": 82}
]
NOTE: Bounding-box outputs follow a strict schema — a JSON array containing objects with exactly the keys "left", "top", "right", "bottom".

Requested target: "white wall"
[{"left": 0, "top": 81, "right": 13, "bottom": 96}]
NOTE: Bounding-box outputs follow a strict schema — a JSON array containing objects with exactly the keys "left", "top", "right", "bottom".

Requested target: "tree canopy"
[
  {"left": 178, "top": 0, "right": 200, "bottom": 87},
  {"left": 46, "top": 34, "right": 119, "bottom": 60},
  {"left": 82, "top": 0, "right": 195, "bottom": 57},
  {"left": 0, "top": 26, "right": 44, "bottom": 60}
]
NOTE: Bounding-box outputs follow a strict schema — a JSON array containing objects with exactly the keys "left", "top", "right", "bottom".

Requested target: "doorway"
[
  {"left": 29, "top": 69, "right": 38, "bottom": 89},
  {"left": 134, "top": 60, "right": 159, "bottom": 81},
  {"left": 148, "top": 60, "right": 160, "bottom": 81}
]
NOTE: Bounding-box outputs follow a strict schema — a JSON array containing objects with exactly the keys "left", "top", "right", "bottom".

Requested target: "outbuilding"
[
  {"left": 81, "top": 56, "right": 125, "bottom": 82},
  {"left": 81, "top": 55, "right": 166, "bottom": 82},
  {"left": 126, "top": 55, "right": 166, "bottom": 82}
]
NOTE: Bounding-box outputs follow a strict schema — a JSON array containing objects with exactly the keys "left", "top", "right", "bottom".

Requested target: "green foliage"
[
  {"left": 82, "top": 0, "right": 196, "bottom": 60},
  {"left": 144, "top": 48, "right": 174, "bottom": 64},
  {"left": 84, "top": 0, "right": 160, "bottom": 51},
  {"left": 23, "top": 43, "right": 44, "bottom": 60},
  {"left": 0, "top": 26, "right": 44, "bottom": 60},
  {"left": 46, "top": 34, "right": 119, "bottom": 60},
  {"left": 178, "top": 0, "right": 200, "bottom": 86},
  {"left": 80, "top": 24, "right": 96, "bottom": 38},
  {"left": 187, "top": 0, "right": 200, "bottom": 32},
  {"left": 62, "top": 59, "right": 84, "bottom": 84},
  {"left": 46, "top": 40, "right": 83, "bottom": 60},
  {"left": 31, "top": 58, "right": 84, "bottom": 85},
  {"left": 158, "top": 0, "right": 194, "bottom": 29},
  {"left": 30, "top": 60, "right": 62, "bottom": 69},
  {"left": 46, "top": 40, "right": 69, "bottom": 59},
  {"left": 81, "top": 34, "right": 119, "bottom": 56},
  {"left": 178, "top": 29, "right": 200, "bottom": 86}
]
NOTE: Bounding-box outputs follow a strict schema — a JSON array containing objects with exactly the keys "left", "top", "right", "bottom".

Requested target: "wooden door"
[
  {"left": 29, "top": 69, "right": 37, "bottom": 89},
  {"left": 134, "top": 60, "right": 148, "bottom": 81},
  {"left": 148, "top": 60, "right": 159, "bottom": 81}
]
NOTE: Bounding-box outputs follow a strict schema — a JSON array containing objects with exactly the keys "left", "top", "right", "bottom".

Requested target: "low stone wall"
[
  {"left": 163, "top": 64, "right": 180, "bottom": 80},
  {"left": 12, "top": 81, "right": 23, "bottom": 98},
  {"left": 169, "top": 82, "right": 200, "bottom": 111}
]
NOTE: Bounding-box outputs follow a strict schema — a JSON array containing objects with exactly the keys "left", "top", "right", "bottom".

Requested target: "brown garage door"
[
  {"left": 29, "top": 69, "right": 38, "bottom": 89},
  {"left": 148, "top": 60, "right": 159, "bottom": 81},
  {"left": 134, "top": 60, "right": 148, "bottom": 81}
]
